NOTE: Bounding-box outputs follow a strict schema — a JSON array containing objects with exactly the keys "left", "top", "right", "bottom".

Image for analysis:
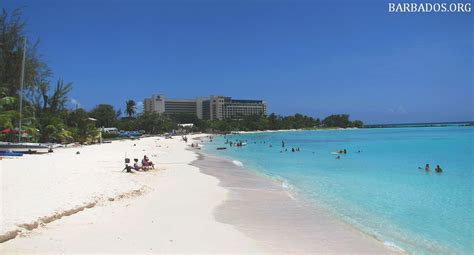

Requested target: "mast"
[{"left": 18, "top": 37, "right": 27, "bottom": 143}]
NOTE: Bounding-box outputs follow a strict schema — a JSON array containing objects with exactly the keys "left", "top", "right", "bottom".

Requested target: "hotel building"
[{"left": 144, "top": 94, "right": 267, "bottom": 120}]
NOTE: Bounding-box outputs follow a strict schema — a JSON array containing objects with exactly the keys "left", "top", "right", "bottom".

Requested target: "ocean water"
[{"left": 204, "top": 127, "right": 474, "bottom": 254}]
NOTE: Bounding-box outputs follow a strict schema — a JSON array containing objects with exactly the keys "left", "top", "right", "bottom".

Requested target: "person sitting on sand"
[
  {"left": 142, "top": 157, "right": 151, "bottom": 170},
  {"left": 435, "top": 165, "right": 443, "bottom": 173},
  {"left": 133, "top": 158, "right": 142, "bottom": 171},
  {"left": 145, "top": 155, "right": 155, "bottom": 169},
  {"left": 425, "top": 163, "right": 430, "bottom": 172}
]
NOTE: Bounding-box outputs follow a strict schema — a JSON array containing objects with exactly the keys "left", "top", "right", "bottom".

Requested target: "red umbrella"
[{"left": 1, "top": 128, "right": 18, "bottom": 134}]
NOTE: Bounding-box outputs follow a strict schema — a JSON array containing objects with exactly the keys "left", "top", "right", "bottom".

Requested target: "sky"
[{"left": 3, "top": 0, "right": 473, "bottom": 124}]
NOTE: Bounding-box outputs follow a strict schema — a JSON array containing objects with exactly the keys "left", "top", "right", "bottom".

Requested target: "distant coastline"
[
  {"left": 226, "top": 121, "right": 474, "bottom": 135},
  {"left": 364, "top": 121, "right": 474, "bottom": 128}
]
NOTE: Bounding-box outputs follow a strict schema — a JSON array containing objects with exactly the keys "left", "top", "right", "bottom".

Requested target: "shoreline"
[
  {"left": 201, "top": 127, "right": 474, "bottom": 255},
  {"left": 2, "top": 133, "right": 402, "bottom": 253},
  {"left": 0, "top": 135, "right": 263, "bottom": 253},
  {"left": 192, "top": 149, "right": 402, "bottom": 253}
]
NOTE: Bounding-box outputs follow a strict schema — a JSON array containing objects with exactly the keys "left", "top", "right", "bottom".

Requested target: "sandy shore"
[
  {"left": 0, "top": 135, "right": 262, "bottom": 253},
  {"left": 193, "top": 152, "right": 401, "bottom": 254},
  {"left": 1, "top": 134, "right": 398, "bottom": 254}
]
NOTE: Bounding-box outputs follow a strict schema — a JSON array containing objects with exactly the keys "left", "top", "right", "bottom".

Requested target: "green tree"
[
  {"left": 125, "top": 100, "right": 136, "bottom": 118},
  {"left": 0, "top": 8, "right": 52, "bottom": 98},
  {"left": 128, "top": 112, "right": 174, "bottom": 134},
  {"left": 0, "top": 89, "right": 17, "bottom": 129},
  {"left": 89, "top": 104, "right": 117, "bottom": 128},
  {"left": 315, "top": 118, "right": 321, "bottom": 127},
  {"left": 66, "top": 108, "right": 99, "bottom": 143},
  {"left": 169, "top": 113, "right": 199, "bottom": 124},
  {"left": 322, "top": 114, "right": 351, "bottom": 128},
  {"left": 267, "top": 113, "right": 280, "bottom": 130},
  {"left": 47, "top": 79, "right": 72, "bottom": 113},
  {"left": 352, "top": 120, "right": 364, "bottom": 128}
]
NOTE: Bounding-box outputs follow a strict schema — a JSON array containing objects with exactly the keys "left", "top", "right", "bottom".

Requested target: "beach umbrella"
[{"left": 1, "top": 128, "right": 18, "bottom": 134}]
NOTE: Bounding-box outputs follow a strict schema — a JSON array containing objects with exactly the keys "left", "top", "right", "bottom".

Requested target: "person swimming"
[
  {"left": 336, "top": 155, "right": 341, "bottom": 159},
  {"left": 425, "top": 163, "right": 430, "bottom": 172},
  {"left": 435, "top": 165, "right": 443, "bottom": 173}
]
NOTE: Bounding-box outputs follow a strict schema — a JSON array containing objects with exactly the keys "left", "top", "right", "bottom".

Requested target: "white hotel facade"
[{"left": 144, "top": 94, "right": 267, "bottom": 120}]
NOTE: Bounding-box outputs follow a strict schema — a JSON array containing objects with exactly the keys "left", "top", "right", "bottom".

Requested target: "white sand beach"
[
  {"left": 0, "top": 135, "right": 261, "bottom": 253},
  {"left": 0, "top": 134, "right": 398, "bottom": 254}
]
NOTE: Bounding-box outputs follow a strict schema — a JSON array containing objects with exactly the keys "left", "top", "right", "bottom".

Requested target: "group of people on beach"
[
  {"left": 124, "top": 155, "right": 155, "bottom": 173},
  {"left": 420, "top": 164, "right": 443, "bottom": 173}
]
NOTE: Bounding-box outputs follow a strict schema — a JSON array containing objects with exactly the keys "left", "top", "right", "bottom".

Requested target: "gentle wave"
[
  {"left": 281, "top": 181, "right": 292, "bottom": 190},
  {"left": 208, "top": 127, "right": 474, "bottom": 254},
  {"left": 232, "top": 160, "right": 243, "bottom": 167},
  {"left": 383, "top": 241, "right": 406, "bottom": 252}
]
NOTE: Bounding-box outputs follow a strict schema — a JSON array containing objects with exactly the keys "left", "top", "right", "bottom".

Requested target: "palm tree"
[
  {"left": 48, "top": 79, "right": 73, "bottom": 113},
  {"left": 125, "top": 100, "right": 136, "bottom": 118}
]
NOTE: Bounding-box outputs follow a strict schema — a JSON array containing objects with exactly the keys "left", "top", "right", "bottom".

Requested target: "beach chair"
[{"left": 123, "top": 158, "right": 133, "bottom": 173}]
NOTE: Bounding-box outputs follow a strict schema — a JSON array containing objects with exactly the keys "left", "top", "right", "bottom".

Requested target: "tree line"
[
  {"left": 88, "top": 105, "right": 363, "bottom": 136},
  {"left": 0, "top": 8, "right": 363, "bottom": 144}
]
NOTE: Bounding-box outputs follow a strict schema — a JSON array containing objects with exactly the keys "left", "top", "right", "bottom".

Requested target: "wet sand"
[{"left": 192, "top": 152, "right": 402, "bottom": 253}]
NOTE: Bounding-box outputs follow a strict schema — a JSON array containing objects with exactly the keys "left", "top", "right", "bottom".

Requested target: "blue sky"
[{"left": 3, "top": 0, "right": 473, "bottom": 124}]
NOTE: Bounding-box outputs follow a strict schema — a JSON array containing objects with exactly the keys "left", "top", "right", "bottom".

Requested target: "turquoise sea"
[{"left": 204, "top": 126, "right": 473, "bottom": 254}]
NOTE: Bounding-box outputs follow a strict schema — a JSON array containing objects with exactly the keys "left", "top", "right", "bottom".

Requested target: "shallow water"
[{"left": 204, "top": 127, "right": 474, "bottom": 255}]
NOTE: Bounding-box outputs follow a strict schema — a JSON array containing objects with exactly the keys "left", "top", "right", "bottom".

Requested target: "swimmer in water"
[
  {"left": 425, "top": 164, "right": 430, "bottom": 172},
  {"left": 435, "top": 165, "right": 443, "bottom": 173}
]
